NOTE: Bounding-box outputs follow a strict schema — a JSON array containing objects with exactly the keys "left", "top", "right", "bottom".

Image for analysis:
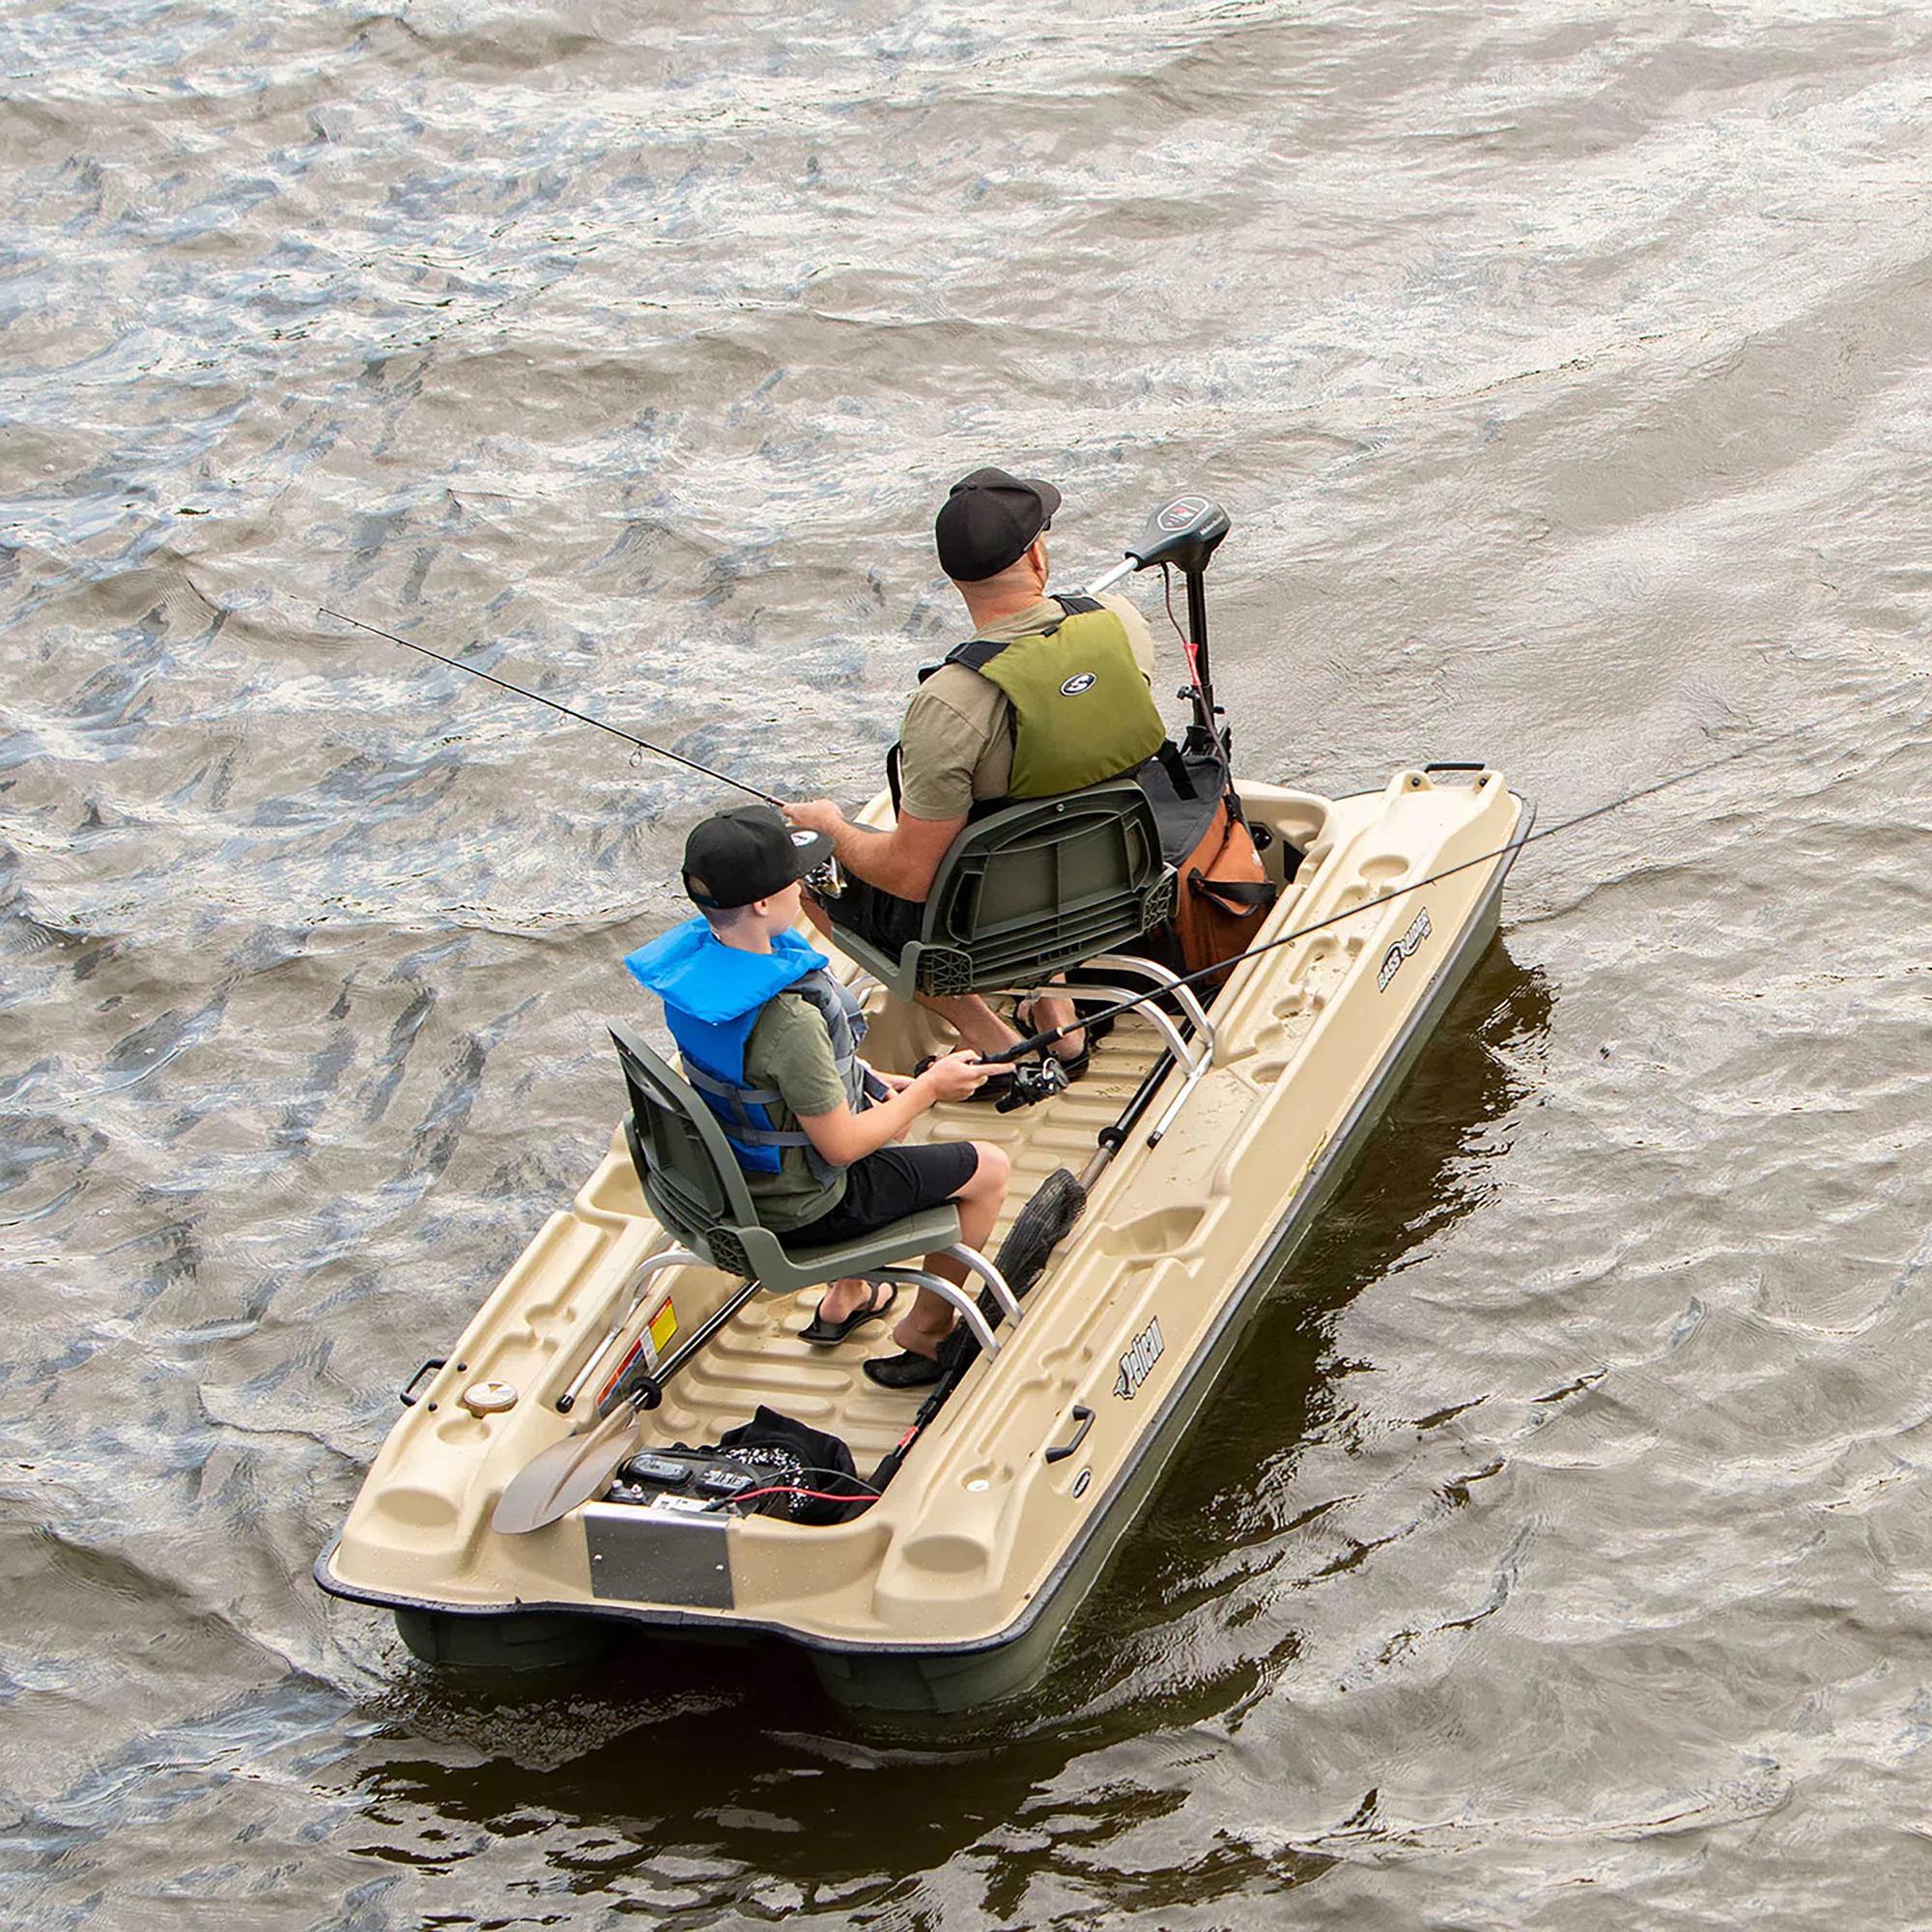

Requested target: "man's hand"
[
  {"left": 784, "top": 798, "right": 847, "bottom": 838},
  {"left": 786, "top": 795, "right": 964, "bottom": 899}
]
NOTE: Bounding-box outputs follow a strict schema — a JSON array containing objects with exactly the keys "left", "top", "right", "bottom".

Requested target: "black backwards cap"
[
  {"left": 682, "top": 806, "right": 833, "bottom": 911},
  {"left": 933, "top": 466, "right": 1063, "bottom": 582}
]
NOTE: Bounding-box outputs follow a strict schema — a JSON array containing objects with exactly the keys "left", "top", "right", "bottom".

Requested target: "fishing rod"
[
  {"left": 318, "top": 605, "right": 785, "bottom": 809},
  {"left": 319, "top": 495, "right": 1236, "bottom": 813},
  {"left": 990, "top": 690, "right": 1900, "bottom": 1065}
]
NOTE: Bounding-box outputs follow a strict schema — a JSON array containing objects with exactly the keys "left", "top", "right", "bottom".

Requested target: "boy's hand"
[
  {"left": 917, "top": 1050, "right": 998, "bottom": 1104},
  {"left": 874, "top": 1068, "right": 915, "bottom": 1095}
]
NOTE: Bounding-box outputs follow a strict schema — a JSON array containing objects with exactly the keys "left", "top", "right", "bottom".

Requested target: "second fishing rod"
[
  {"left": 989, "top": 678, "right": 1907, "bottom": 1073},
  {"left": 319, "top": 606, "right": 788, "bottom": 808}
]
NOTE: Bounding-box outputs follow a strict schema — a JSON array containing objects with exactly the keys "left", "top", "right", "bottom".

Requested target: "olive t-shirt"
[
  {"left": 738, "top": 991, "right": 851, "bottom": 1231},
  {"left": 895, "top": 594, "right": 1159, "bottom": 823}
]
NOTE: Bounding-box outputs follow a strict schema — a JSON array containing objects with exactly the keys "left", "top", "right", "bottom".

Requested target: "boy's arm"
[
  {"left": 796, "top": 1054, "right": 993, "bottom": 1167},
  {"left": 755, "top": 997, "right": 995, "bottom": 1170}
]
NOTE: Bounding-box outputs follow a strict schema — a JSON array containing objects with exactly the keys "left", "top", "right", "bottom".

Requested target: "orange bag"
[
  {"left": 1137, "top": 740, "right": 1280, "bottom": 983},
  {"left": 1173, "top": 789, "right": 1275, "bottom": 981}
]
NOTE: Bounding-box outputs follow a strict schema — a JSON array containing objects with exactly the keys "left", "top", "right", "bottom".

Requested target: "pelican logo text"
[
  {"left": 1060, "top": 671, "right": 1097, "bottom": 696},
  {"left": 1157, "top": 495, "right": 1209, "bottom": 534},
  {"left": 1378, "top": 906, "right": 1433, "bottom": 992},
  {"left": 1114, "top": 1316, "right": 1165, "bottom": 1401}
]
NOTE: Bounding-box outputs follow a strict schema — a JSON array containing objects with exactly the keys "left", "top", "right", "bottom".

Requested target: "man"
[
  {"left": 626, "top": 804, "right": 1012, "bottom": 1389},
  {"left": 787, "top": 467, "right": 1167, "bottom": 1063}
]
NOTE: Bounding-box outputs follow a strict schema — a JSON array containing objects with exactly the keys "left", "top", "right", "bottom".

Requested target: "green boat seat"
[
  {"left": 610, "top": 1024, "right": 1016, "bottom": 1353},
  {"left": 829, "top": 780, "right": 1177, "bottom": 1001}
]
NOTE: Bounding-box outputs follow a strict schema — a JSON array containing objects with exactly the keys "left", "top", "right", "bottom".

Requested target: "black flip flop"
[
  {"left": 863, "top": 1348, "right": 946, "bottom": 1390},
  {"left": 800, "top": 1281, "right": 898, "bottom": 1347}
]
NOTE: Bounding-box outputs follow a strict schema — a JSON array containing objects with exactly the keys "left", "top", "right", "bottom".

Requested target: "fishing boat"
[{"left": 316, "top": 501, "right": 1531, "bottom": 1711}]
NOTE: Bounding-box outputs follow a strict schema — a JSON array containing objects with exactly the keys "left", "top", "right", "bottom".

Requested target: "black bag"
[{"left": 708, "top": 1406, "right": 873, "bottom": 1524}]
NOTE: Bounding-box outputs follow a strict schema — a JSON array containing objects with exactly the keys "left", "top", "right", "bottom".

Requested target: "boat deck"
[{"left": 635, "top": 1019, "right": 1165, "bottom": 1471}]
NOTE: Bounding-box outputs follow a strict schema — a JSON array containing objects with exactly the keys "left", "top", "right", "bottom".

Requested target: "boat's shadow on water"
[{"left": 353, "top": 942, "right": 1552, "bottom": 1882}]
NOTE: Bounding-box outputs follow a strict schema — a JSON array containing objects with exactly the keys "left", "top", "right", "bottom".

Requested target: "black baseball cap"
[
  {"left": 934, "top": 466, "right": 1062, "bottom": 582},
  {"left": 682, "top": 806, "right": 834, "bottom": 911}
]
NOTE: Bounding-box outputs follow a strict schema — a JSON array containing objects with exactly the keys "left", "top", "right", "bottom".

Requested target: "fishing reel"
[
  {"left": 803, "top": 854, "right": 845, "bottom": 901},
  {"left": 996, "top": 1054, "right": 1070, "bottom": 1113}
]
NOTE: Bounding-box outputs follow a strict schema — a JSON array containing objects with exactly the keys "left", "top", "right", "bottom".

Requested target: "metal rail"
[{"left": 556, "top": 1246, "right": 702, "bottom": 1413}]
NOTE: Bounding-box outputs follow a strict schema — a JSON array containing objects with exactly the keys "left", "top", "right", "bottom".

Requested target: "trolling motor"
[{"left": 1085, "top": 495, "right": 1232, "bottom": 758}]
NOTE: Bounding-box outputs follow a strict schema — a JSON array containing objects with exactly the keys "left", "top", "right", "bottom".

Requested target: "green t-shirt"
[
  {"left": 896, "top": 593, "right": 1158, "bottom": 822},
  {"left": 738, "top": 991, "right": 851, "bottom": 1231}
]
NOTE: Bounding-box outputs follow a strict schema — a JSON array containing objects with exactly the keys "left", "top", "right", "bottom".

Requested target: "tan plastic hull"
[{"left": 319, "top": 768, "right": 1529, "bottom": 1710}]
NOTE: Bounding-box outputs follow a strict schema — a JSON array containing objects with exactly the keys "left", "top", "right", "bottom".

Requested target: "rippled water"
[{"left": 5, "top": 1, "right": 1931, "bottom": 1925}]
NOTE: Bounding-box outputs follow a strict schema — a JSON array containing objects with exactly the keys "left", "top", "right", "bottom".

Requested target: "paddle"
[
  {"left": 493, "top": 1275, "right": 765, "bottom": 1535},
  {"left": 867, "top": 1164, "right": 1094, "bottom": 1490},
  {"left": 490, "top": 1391, "right": 658, "bottom": 1536}
]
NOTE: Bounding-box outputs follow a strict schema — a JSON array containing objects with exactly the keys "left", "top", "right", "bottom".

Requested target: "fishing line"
[
  {"left": 877, "top": 674, "right": 1913, "bottom": 1473},
  {"left": 318, "top": 605, "right": 785, "bottom": 808},
  {"left": 992, "top": 682, "right": 1918, "bottom": 1064}
]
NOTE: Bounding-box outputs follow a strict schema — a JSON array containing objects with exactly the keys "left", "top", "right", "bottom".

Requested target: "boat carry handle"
[
  {"left": 1422, "top": 761, "right": 1487, "bottom": 774},
  {"left": 399, "top": 1358, "right": 445, "bottom": 1406},
  {"left": 1044, "top": 1404, "right": 1095, "bottom": 1464}
]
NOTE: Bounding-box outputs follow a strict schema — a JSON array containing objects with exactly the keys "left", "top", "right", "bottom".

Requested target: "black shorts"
[
  {"left": 789, "top": 1142, "right": 979, "bottom": 1247},
  {"left": 820, "top": 876, "right": 926, "bottom": 957}
]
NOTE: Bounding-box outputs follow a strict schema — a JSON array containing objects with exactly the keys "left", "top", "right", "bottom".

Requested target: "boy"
[{"left": 626, "top": 805, "right": 1011, "bottom": 1389}]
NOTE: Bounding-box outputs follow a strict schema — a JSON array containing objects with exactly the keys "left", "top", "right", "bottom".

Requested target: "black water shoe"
[
  {"left": 863, "top": 1349, "right": 945, "bottom": 1390},
  {"left": 1014, "top": 999, "right": 1111, "bottom": 1081}
]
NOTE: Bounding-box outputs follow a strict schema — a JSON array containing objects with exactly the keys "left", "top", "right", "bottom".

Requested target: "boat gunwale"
[{"left": 316, "top": 784, "right": 1534, "bottom": 1676}]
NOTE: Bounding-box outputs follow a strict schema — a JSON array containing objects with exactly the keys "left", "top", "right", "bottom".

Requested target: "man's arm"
[
  {"left": 1101, "top": 592, "right": 1159, "bottom": 683},
  {"left": 786, "top": 799, "right": 966, "bottom": 900}
]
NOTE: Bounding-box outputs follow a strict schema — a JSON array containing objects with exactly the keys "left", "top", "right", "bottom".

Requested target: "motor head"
[{"left": 1127, "top": 495, "right": 1231, "bottom": 577}]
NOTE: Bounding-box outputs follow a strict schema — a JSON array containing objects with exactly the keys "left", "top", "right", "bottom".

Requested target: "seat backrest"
[
  {"left": 608, "top": 1023, "right": 761, "bottom": 1250},
  {"left": 911, "top": 780, "right": 1176, "bottom": 995}
]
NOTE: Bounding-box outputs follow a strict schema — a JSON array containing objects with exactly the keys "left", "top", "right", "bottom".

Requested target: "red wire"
[
  {"left": 718, "top": 1485, "right": 874, "bottom": 1511},
  {"left": 1161, "top": 565, "right": 1203, "bottom": 689}
]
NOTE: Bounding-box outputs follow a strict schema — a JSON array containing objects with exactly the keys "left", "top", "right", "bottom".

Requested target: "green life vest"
[{"left": 940, "top": 595, "right": 1167, "bottom": 801}]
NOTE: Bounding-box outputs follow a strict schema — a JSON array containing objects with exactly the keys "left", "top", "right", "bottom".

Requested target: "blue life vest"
[{"left": 624, "top": 917, "right": 875, "bottom": 1182}]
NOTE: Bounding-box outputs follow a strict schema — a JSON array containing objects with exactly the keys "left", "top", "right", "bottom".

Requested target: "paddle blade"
[
  {"left": 995, "top": 1167, "right": 1087, "bottom": 1299},
  {"left": 491, "top": 1402, "right": 642, "bottom": 1536}
]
